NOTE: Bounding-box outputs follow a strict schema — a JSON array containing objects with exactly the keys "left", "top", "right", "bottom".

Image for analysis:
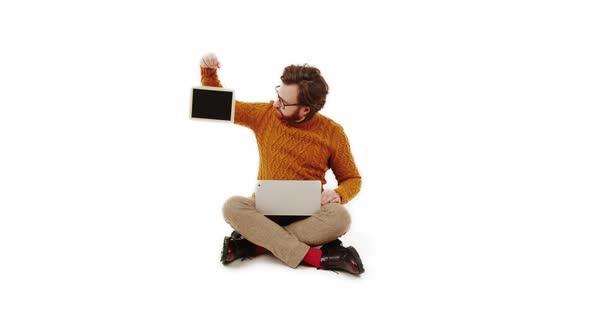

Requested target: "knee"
[
  {"left": 325, "top": 203, "right": 351, "bottom": 236},
  {"left": 222, "top": 196, "right": 253, "bottom": 221}
]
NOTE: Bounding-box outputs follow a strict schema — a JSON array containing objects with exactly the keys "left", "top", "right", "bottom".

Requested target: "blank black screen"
[{"left": 191, "top": 88, "right": 233, "bottom": 121}]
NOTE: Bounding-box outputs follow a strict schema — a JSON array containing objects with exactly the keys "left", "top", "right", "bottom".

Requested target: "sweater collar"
[{"left": 285, "top": 113, "right": 320, "bottom": 129}]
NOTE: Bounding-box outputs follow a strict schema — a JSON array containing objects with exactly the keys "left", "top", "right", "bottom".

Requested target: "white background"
[{"left": 1, "top": 0, "right": 589, "bottom": 331}]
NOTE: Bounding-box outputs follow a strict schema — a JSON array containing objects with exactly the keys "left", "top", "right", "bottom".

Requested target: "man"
[{"left": 200, "top": 52, "right": 364, "bottom": 275}]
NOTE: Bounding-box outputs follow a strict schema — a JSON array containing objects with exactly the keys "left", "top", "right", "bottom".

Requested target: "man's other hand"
[{"left": 321, "top": 189, "right": 341, "bottom": 206}]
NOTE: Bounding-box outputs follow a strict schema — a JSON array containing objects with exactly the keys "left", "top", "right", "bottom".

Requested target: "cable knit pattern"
[{"left": 200, "top": 67, "right": 361, "bottom": 204}]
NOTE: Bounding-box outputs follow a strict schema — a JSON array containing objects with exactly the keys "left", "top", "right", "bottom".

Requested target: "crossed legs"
[{"left": 222, "top": 195, "right": 351, "bottom": 268}]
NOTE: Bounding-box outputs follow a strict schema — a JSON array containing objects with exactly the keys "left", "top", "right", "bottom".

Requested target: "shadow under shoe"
[
  {"left": 221, "top": 236, "right": 256, "bottom": 265},
  {"left": 319, "top": 239, "right": 365, "bottom": 275}
]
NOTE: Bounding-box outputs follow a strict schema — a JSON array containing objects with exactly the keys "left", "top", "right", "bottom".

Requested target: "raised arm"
[{"left": 199, "top": 53, "right": 268, "bottom": 131}]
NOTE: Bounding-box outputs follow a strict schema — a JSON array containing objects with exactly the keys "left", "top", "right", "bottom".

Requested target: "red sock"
[
  {"left": 254, "top": 245, "right": 269, "bottom": 255},
  {"left": 302, "top": 248, "right": 322, "bottom": 268}
]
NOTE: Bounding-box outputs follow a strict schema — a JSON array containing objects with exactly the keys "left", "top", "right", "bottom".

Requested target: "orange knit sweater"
[{"left": 201, "top": 67, "right": 362, "bottom": 204}]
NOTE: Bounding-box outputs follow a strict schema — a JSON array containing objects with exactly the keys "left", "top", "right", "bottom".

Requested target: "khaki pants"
[{"left": 222, "top": 196, "right": 351, "bottom": 268}]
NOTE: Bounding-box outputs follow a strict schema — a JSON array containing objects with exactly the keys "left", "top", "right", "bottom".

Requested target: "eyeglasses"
[{"left": 275, "top": 85, "right": 302, "bottom": 110}]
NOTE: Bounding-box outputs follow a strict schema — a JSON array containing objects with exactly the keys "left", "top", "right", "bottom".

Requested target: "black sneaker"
[
  {"left": 319, "top": 239, "right": 365, "bottom": 275},
  {"left": 220, "top": 236, "right": 256, "bottom": 265}
]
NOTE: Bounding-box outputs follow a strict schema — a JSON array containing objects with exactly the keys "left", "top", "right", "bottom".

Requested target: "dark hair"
[{"left": 280, "top": 64, "right": 329, "bottom": 121}]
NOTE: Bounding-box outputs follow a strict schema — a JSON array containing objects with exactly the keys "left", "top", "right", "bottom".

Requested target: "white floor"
[{"left": 1, "top": 200, "right": 589, "bottom": 331}]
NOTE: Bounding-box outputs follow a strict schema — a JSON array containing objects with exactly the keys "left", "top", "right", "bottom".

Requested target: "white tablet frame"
[{"left": 189, "top": 86, "right": 235, "bottom": 123}]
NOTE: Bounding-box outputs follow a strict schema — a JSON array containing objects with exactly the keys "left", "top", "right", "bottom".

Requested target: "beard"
[{"left": 274, "top": 107, "right": 304, "bottom": 125}]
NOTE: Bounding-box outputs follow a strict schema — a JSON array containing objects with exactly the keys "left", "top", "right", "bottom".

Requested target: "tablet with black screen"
[{"left": 190, "top": 86, "right": 235, "bottom": 123}]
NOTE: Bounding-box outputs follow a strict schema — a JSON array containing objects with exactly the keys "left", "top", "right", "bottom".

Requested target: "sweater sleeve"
[
  {"left": 200, "top": 67, "right": 267, "bottom": 131},
  {"left": 329, "top": 126, "right": 362, "bottom": 204}
]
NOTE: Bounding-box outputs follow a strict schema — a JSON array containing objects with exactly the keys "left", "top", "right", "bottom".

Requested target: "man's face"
[{"left": 273, "top": 84, "right": 310, "bottom": 124}]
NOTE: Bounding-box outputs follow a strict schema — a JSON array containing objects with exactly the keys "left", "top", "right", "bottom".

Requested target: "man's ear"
[{"left": 302, "top": 106, "right": 311, "bottom": 116}]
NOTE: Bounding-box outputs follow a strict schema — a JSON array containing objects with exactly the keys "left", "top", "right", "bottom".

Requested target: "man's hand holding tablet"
[
  {"left": 190, "top": 53, "right": 234, "bottom": 122},
  {"left": 200, "top": 52, "right": 221, "bottom": 69}
]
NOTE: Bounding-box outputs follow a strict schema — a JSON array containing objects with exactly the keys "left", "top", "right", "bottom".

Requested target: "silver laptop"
[{"left": 255, "top": 180, "right": 321, "bottom": 216}]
